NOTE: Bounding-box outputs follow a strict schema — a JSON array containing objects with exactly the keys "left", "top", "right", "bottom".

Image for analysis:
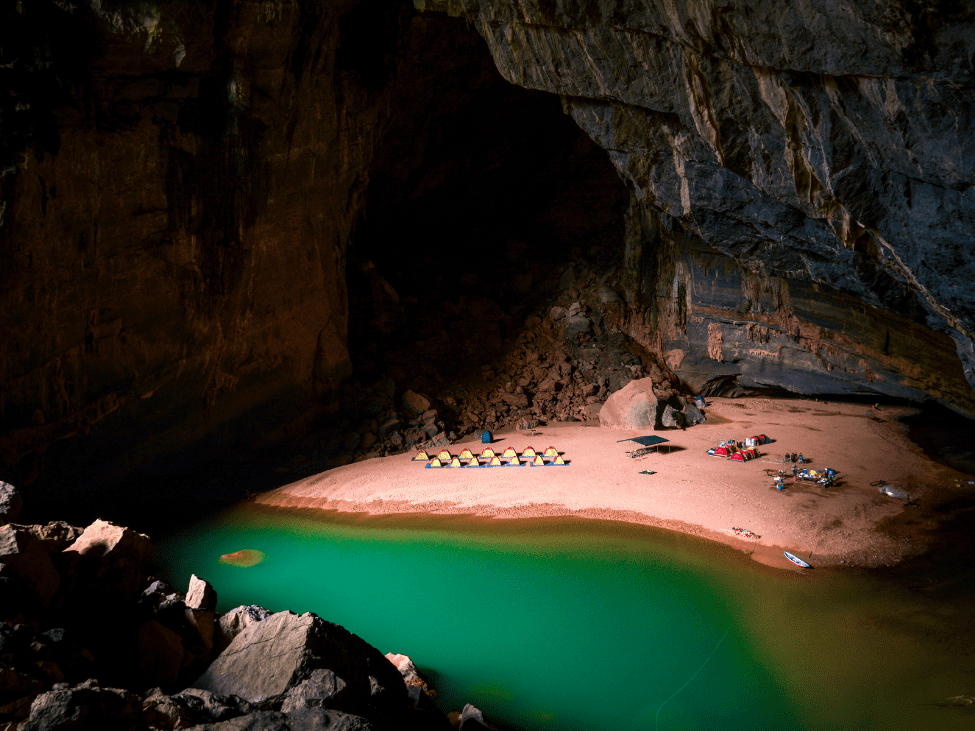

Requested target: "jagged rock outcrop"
[
  {"left": 0, "top": 490, "right": 491, "bottom": 730},
  {"left": 191, "top": 611, "right": 406, "bottom": 710},
  {"left": 0, "top": 483, "right": 23, "bottom": 525}
]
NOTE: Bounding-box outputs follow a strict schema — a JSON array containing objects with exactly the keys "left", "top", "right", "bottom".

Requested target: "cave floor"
[{"left": 255, "top": 397, "right": 973, "bottom": 570}]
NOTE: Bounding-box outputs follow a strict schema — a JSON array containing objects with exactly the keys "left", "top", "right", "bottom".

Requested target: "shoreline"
[{"left": 256, "top": 397, "right": 972, "bottom": 570}]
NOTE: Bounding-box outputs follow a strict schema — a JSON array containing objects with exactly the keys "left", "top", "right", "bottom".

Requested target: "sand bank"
[{"left": 256, "top": 397, "right": 966, "bottom": 569}]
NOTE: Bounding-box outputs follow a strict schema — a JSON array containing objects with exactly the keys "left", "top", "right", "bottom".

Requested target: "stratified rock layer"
[{"left": 421, "top": 0, "right": 975, "bottom": 411}]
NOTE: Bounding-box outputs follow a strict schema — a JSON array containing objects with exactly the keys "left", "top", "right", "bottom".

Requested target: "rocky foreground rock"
[{"left": 0, "top": 483, "right": 497, "bottom": 730}]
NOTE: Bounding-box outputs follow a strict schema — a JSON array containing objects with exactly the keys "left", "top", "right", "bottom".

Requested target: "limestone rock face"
[
  {"left": 422, "top": 0, "right": 975, "bottom": 414},
  {"left": 21, "top": 680, "right": 140, "bottom": 731},
  {"left": 186, "top": 574, "right": 217, "bottom": 612},
  {"left": 193, "top": 611, "right": 407, "bottom": 711},
  {"left": 63, "top": 519, "right": 152, "bottom": 602},
  {"left": 0, "top": 482, "right": 23, "bottom": 525},
  {"left": 213, "top": 605, "right": 272, "bottom": 656},
  {"left": 599, "top": 377, "right": 658, "bottom": 429}
]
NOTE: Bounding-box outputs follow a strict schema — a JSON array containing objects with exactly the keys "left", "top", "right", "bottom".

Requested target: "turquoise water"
[{"left": 155, "top": 506, "right": 975, "bottom": 731}]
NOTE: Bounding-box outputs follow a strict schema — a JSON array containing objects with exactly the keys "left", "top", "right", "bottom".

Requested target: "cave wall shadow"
[{"left": 344, "top": 7, "right": 630, "bottom": 397}]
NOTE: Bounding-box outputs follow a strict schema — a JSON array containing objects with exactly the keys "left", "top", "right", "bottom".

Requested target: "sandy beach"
[{"left": 256, "top": 397, "right": 966, "bottom": 569}]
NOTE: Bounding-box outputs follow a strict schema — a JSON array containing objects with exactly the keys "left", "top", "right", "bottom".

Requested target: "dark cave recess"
[{"left": 343, "top": 6, "right": 631, "bottom": 391}]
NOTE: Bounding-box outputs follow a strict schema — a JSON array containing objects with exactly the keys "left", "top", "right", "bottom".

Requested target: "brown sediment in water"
[
  {"left": 254, "top": 397, "right": 975, "bottom": 570},
  {"left": 219, "top": 548, "right": 265, "bottom": 567}
]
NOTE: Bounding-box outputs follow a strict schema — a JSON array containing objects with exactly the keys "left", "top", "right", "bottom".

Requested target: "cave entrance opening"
[{"left": 341, "top": 9, "right": 630, "bottom": 444}]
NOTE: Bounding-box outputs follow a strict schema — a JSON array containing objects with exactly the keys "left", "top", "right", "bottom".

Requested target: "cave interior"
[{"left": 1, "top": 0, "right": 975, "bottom": 537}]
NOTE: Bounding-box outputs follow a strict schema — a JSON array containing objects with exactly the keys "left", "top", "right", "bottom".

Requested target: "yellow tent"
[
  {"left": 502, "top": 446, "right": 517, "bottom": 458},
  {"left": 437, "top": 449, "right": 452, "bottom": 461},
  {"left": 532, "top": 455, "right": 545, "bottom": 466},
  {"left": 489, "top": 456, "right": 503, "bottom": 467},
  {"left": 552, "top": 455, "right": 566, "bottom": 466},
  {"left": 459, "top": 448, "right": 474, "bottom": 460},
  {"left": 480, "top": 447, "right": 496, "bottom": 459},
  {"left": 468, "top": 456, "right": 480, "bottom": 468},
  {"left": 522, "top": 446, "right": 536, "bottom": 457},
  {"left": 426, "top": 457, "right": 443, "bottom": 468},
  {"left": 449, "top": 456, "right": 463, "bottom": 468},
  {"left": 543, "top": 446, "right": 558, "bottom": 457},
  {"left": 412, "top": 450, "right": 429, "bottom": 461}
]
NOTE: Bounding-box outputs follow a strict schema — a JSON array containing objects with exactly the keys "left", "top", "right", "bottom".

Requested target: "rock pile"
[
  {"left": 0, "top": 483, "right": 500, "bottom": 730},
  {"left": 279, "top": 272, "right": 686, "bottom": 475}
]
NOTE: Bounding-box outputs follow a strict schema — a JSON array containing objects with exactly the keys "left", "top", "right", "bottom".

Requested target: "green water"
[{"left": 155, "top": 506, "right": 975, "bottom": 731}]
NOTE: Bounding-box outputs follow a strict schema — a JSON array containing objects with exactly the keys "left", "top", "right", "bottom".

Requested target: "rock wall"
[
  {"left": 419, "top": 0, "right": 975, "bottom": 412},
  {"left": 0, "top": 1, "right": 394, "bottom": 492}
]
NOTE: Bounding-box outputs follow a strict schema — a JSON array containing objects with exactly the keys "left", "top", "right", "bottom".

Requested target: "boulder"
[
  {"left": 279, "top": 669, "right": 349, "bottom": 713},
  {"left": 383, "top": 654, "right": 428, "bottom": 693},
  {"left": 401, "top": 390, "right": 431, "bottom": 418},
  {"left": 141, "top": 689, "right": 183, "bottom": 729},
  {"left": 170, "top": 687, "right": 254, "bottom": 724},
  {"left": 580, "top": 403, "right": 603, "bottom": 421},
  {"left": 192, "top": 611, "right": 407, "bottom": 713},
  {"left": 562, "top": 303, "right": 592, "bottom": 341},
  {"left": 137, "top": 620, "right": 184, "bottom": 688},
  {"left": 458, "top": 703, "right": 493, "bottom": 731},
  {"left": 24, "top": 522, "right": 84, "bottom": 553},
  {"left": 598, "top": 378, "right": 659, "bottom": 429},
  {"left": 36, "top": 630, "right": 95, "bottom": 685},
  {"left": 214, "top": 605, "right": 271, "bottom": 655},
  {"left": 140, "top": 579, "right": 179, "bottom": 613},
  {"left": 171, "top": 708, "right": 375, "bottom": 730},
  {"left": 186, "top": 574, "right": 218, "bottom": 611},
  {"left": 62, "top": 519, "right": 152, "bottom": 603},
  {"left": 500, "top": 392, "right": 529, "bottom": 409},
  {"left": 682, "top": 403, "right": 707, "bottom": 426},
  {"left": 0, "top": 664, "right": 44, "bottom": 720},
  {"left": 186, "top": 608, "right": 216, "bottom": 654},
  {"left": 661, "top": 404, "right": 685, "bottom": 429},
  {"left": 21, "top": 679, "right": 140, "bottom": 731},
  {"left": 0, "top": 524, "right": 61, "bottom": 606},
  {"left": 0, "top": 483, "right": 23, "bottom": 525}
]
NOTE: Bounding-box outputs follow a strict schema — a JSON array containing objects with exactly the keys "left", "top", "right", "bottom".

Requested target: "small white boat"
[{"left": 784, "top": 551, "right": 811, "bottom": 568}]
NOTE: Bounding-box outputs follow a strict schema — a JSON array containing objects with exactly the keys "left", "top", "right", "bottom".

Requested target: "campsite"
[{"left": 259, "top": 395, "right": 955, "bottom": 569}]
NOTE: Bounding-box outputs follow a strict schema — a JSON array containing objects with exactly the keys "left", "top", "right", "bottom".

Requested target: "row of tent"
[
  {"left": 426, "top": 454, "right": 567, "bottom": 468},
  {"left": 414, "top": 446, "right": 567, "bottom": 468},
  {"left": 414, "top": 446, "right": 560, "bottom": 461},
  {"left": 707, "top": 434, "right": 771, "bottom": 462}
]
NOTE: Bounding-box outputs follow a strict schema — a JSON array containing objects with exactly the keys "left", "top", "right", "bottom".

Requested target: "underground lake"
[{"left": 154, "top": 505, "right": 975, "bottom": 731}]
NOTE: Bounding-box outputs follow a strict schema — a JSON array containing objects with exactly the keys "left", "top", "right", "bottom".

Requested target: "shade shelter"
[{"left": 618, "top": 435, "right": 672, "bottom": 453}]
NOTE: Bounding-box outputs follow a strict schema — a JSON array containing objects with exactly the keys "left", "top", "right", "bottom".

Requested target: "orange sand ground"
[{"left": 256, "top": 397, "right": 971, "bottom": 570}]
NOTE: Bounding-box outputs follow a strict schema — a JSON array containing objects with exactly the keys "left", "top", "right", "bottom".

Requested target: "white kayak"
[{"left": 784, "top": 551, "right": 811, "bottom": 568}]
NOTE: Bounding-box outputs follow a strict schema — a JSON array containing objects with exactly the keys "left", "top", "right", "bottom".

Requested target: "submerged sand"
[{"left": 256, "top": 397, "right": 969, "bottom": 569}]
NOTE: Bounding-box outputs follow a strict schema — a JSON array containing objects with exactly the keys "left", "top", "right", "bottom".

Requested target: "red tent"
[{"left": 730, "top": 447, "right": 760, "bottom": 461}]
